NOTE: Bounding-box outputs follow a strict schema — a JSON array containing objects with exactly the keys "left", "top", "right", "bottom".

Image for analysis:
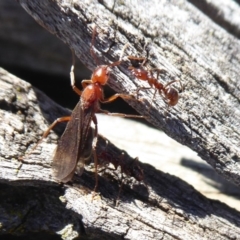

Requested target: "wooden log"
[
  {"left": 0, "top": 0, "right": 240, "bottom": 239},
  {"left": 16, "top": 0, "right": 240, "bottom": 185},
  {"left": 1, "top": 67, "right": 240, "bottom": 239}
]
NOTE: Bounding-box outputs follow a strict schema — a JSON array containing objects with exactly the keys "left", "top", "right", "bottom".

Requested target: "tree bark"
[
  {"left": 17, "top": 0, "right": 240, "bottom": 185},
  {"left": 1, "top": 67, "right": 240, "bottom": 239},
  {"left": 0, "top": 0, "right": 240, "bottom": 239}
]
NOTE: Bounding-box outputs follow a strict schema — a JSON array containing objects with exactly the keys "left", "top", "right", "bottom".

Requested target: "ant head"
[
  {"left": 91, "top": 65, "right": 110, "bottom": 85},
  {"left": 164, "top": 87, "right": 179, "bottom": 106}
]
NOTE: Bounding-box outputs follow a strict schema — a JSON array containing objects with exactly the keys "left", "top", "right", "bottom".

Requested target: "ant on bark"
[
  {"left": 96, "top": 136, "right": 144, "bottom": 204},
  {"left": 22, "top": 26, "right": 144, "bottom": 191},
  {"left": 128, "top": 55, "right": 183, "bottom": 107},
  {"left": 97, "top": 138, "right": 144, "bottom": 182}
]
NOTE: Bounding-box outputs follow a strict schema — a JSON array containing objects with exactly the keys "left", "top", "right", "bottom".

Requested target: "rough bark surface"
[
  {"left": 16, "top": 0, "right": 240, "bottom": 185},
  {"left": 0, "top": 0, "right": 240, "bottom": 239},
  {"left": 1, "top": 68, "right": 240, "bottom": 239}
]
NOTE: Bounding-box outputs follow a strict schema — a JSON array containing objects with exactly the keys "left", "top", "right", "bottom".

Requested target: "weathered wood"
[
  {"left": 0, "top": 0, "right": 240, "bottom": 239},
  {"left": 189, "top": 0, "right": 240, "bottom": 39},
  {"left": 16, "top": 0, "right": 240, "bottom": 186},
  {"left": 1, "top": 68, "right": 240, "bottom": 239}
]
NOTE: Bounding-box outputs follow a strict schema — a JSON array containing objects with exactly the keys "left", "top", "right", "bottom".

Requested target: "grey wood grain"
[
  {"left": 0, "top": 49, "right": 239, "bottom": 240},
  {"left": 18, "top": 0, "right": 240, "bottom": 186},
  {"left": 1, "top": 0, "right": 240, "bottom": 239}
]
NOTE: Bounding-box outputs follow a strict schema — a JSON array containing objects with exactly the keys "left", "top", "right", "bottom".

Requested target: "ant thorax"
[{"left": 81, "top": 84, "right": 103, "bottom": 109}]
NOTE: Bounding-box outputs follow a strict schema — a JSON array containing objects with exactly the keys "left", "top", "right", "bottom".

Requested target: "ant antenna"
[
  {"left": 111, "top": 0, "right": 117, "bottom": 13},
  {"left": 107, "top": 43, "right": 129, "bottom": 68},
  {"left": 90, "top": 26, "right": 99, "bottom": 66}
]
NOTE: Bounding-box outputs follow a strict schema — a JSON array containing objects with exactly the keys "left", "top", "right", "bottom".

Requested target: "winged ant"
[{"left": 22, "top": 26, "right": 144, "bottom": 191}]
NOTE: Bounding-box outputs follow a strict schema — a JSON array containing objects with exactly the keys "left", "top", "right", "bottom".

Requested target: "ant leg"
[
  {"left": 136, "top": 87, "right": 152, "bottom": 100},
  {"left": 107, "top": 43, "right": 130, "bottom": 68},
  {"left": 70, "top": 50, "right": 92, "bottom": 93},
  {"left": 164, "top": 79, "right": 183, "bottom": 92},
  {"left": 70, "top": 49, "right": 83, "bottom": 96},
  {"left": 81, "top": 80, "right": 92, "bottom": 89},
  {"left": 152, "top": 68, "right": 168, "bottom": 78},
  {"left": 90, "top": 25, "right": 128, "bottom": 67},
  {"left": 101, "top": 92, "right": 135, "bottom": 104},
  {"left": 135, "top": 85, "right": 156, "bottom": 117},
  {"left": 98, "top": 108, "right": 144, "bottom": 119},
  {"left": 20, "top": 116, "right": 71, "bottom": 160},
  {"left": 145, "top": 88, "right": 157, "bottom": 117},
  {"left": 100, "top": 93, "right": 145, "bottom": 118}
]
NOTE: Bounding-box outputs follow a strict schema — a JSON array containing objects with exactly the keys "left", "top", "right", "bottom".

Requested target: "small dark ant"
[
  {"left": 21, "top": 26, "right": 144, "bottom": 191},
  {"left": 96, "top": 136, "right": 144, "bottom": 204},
  {"left": 97, "top": 139, "right": 144, "bottom": 182},
  {"left": 128, "top": 56, "right": 183, "bottom": 106}
]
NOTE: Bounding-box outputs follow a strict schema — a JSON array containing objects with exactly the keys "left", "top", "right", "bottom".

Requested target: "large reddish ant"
[
  {"left": 22, "top": 26, "right": 144, "bottom": 190},
  {"left": 128, "top": 56, "right": 183, "bottom": 106}
]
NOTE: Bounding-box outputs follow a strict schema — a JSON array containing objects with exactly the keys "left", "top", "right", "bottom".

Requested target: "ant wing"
[
  {"left": 75, "top": 99, "right": 99, "bottom": 169},
  {"left": 75, "top": 127, "right": 94, "bottom": 175},
  {"left": 52, "top": 144, "right": 76, "bottom": 183},
  {"left": 52, "top": 100, "right": 85, "bottom": 183}
]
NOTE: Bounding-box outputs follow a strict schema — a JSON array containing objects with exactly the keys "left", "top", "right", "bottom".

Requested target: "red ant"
[
  {"left": 128, "top": 56, "right": 183, "bottom": 106},
  {"left": 22, "top": 26, "right": 144, "bottom": 190}
]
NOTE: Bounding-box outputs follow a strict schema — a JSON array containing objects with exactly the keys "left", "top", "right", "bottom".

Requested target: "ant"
[
  {"left": 128, "top": 55, "right": 183, "bottom": 106},
  {"left": 97, "top": 137, "right": 144, "bottom": 182},
  {"left": 22, "top": 26, "right": 144, "bottom": 191},
  {"left": 96, "top": 136, "right": 144, "bottom": 204}
]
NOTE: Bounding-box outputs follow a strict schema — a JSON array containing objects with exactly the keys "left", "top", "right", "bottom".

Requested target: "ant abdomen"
[{"left": 163, "top": 87, "right": 179, "bottom": 106}]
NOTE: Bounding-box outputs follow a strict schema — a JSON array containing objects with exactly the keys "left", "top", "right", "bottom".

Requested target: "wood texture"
[
  {"left": 17, "top": 0, "right": 240, "bottom": 186},
  {"left": 1, "top": 67, "right": 240, "bottom": 239},
  {"left": 0, "top": 0, "right": 240, "bottom": 239}
]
